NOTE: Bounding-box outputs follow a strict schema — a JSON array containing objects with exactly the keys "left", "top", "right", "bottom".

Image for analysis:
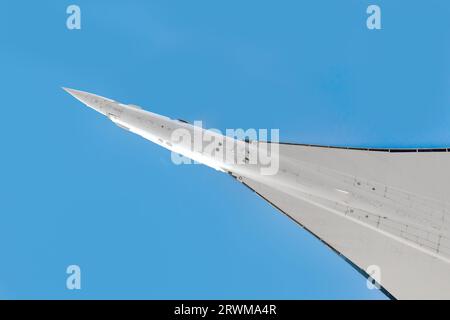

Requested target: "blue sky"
[{"left": 1, "top": 0, "right": 449, "bottom": 299}]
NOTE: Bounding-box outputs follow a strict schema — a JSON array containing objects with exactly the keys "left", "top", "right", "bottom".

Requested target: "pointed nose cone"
[
  {"left": 62, "top": 87, "right": 91, "bottom": 105},
  {"left": 62, "top": 87, "right": 112, "bottom": 115}
]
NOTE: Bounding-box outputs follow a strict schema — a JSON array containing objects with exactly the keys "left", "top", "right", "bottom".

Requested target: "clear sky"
[{"left": 1, "top": 0, "right": 449, "bottom": 299}]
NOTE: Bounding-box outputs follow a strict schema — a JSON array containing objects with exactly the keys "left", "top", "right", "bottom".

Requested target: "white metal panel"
[
  {"left": 238, "top": 156, "right": 450, "bottom": 299},
  {"left": 276, "top": 144, "right": 450, "bottom": 204}
]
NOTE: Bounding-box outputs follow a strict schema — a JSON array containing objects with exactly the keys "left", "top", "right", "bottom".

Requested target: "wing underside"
[{"left": 233, "top": 143, "right": 450, "bottom": 299}]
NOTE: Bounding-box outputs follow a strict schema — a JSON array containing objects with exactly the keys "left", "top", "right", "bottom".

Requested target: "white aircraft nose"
[
  {"left": 63, "top": 87, "right": 112, "bottom": 115},
  {"left": 62, "top": 87, "right": 92, "bottom": 105}
]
